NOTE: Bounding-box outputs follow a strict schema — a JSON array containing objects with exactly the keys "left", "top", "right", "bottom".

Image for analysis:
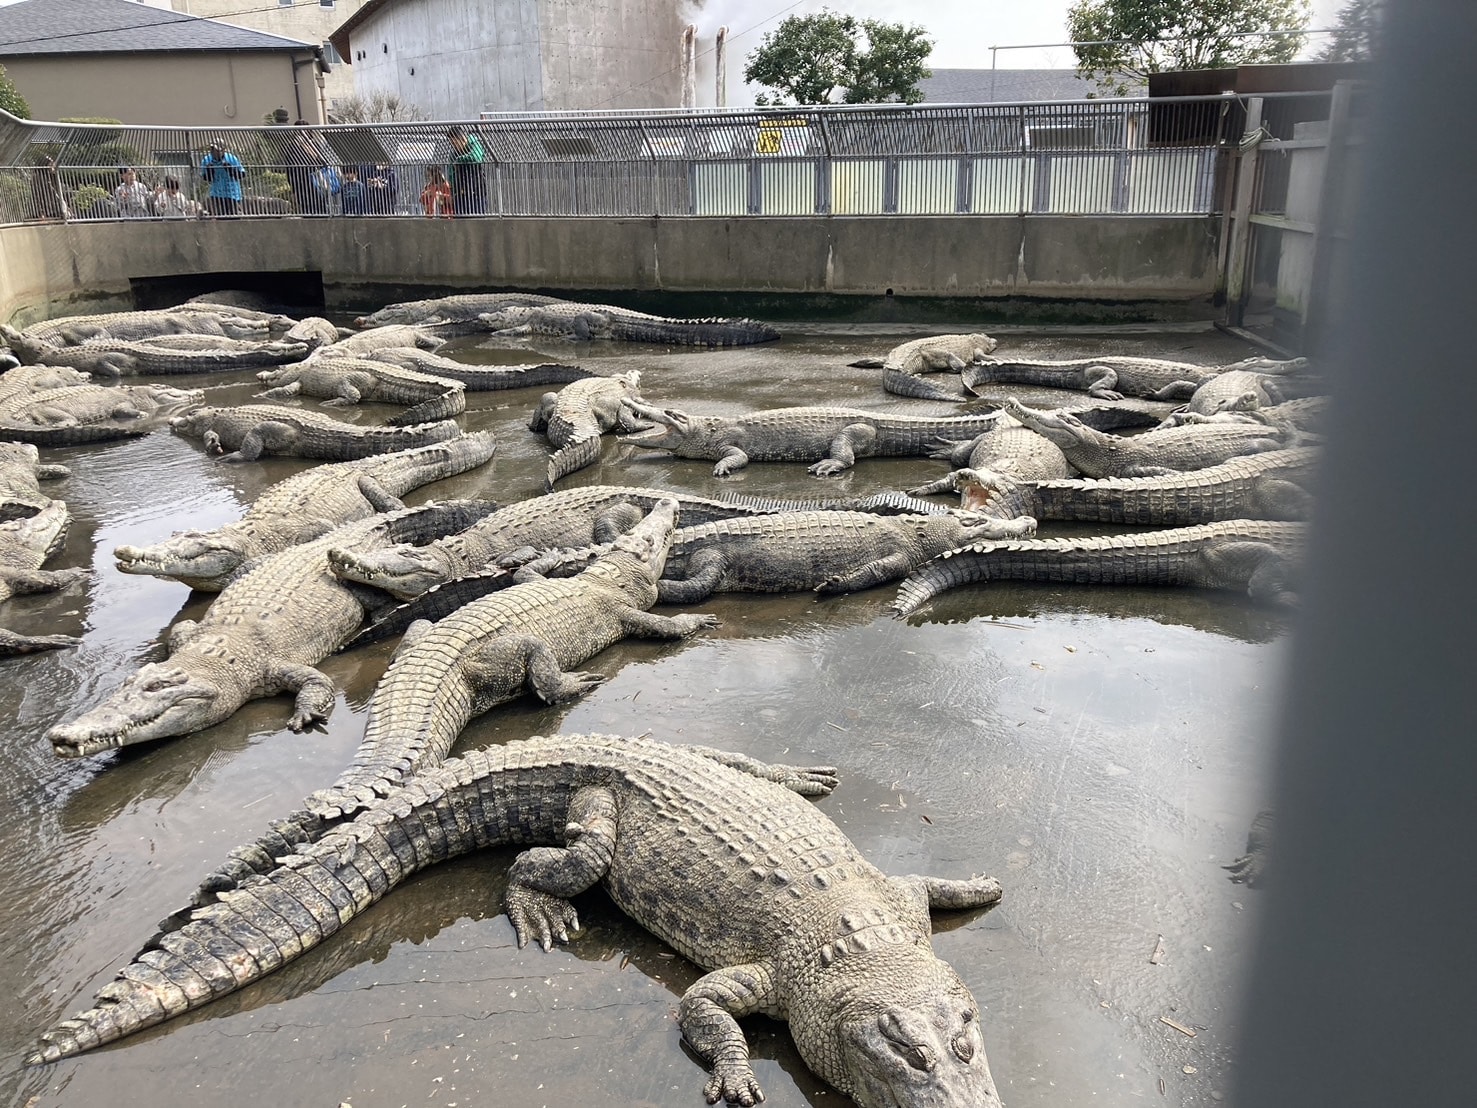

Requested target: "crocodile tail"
[
  {"left": 182, "top": 809, "right": 327, "bottom": 914},
  {"left": 883, "top": 368, "right": 968, "bottom": 401},
  {"left": 387, "top": 387, "right": 467, "bottom": 427},
  {"left": 28, "top": 762, "right": 490, "bottom": 1065},
  {"left": 892, "top": 552, "right": 991, "bottom": 618},
  {"left": 608, "top": 317, "right": 780, "bottom": 347},
  {"left": 546, "top": 432, "right": 602, "bottom": 489},
  {"left": 0, "top": 424, "right": 153, "bottom": 447},
  {"left": 848, "top": 357, "right": 885, "bottom": 369}
]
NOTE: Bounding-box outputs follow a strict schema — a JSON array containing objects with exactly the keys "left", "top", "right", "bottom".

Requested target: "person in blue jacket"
[{"left": 199, "top": 141, "right": 245, "bottom": 217}]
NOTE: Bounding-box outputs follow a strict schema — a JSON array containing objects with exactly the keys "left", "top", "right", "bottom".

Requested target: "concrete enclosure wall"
[
  {"left": 346, "top": 0, "right": 682, "bottom": 117},
  {"left": 0, "top": 53, "right": 324, "bottom": 127},
  {"left": 0, "top": 215, "right": 1220, "bottom": 325}
]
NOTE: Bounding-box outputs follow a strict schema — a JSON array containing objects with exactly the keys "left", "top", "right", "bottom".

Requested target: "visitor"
[
  {"left": 420, "top": 166, "right": 452, "bottom": 218},
  {"left": 283, "top": 120, "right": 328, "bottom": 216},
  {"left": 444, "top": 125, "right": 487, "bottom": 216},
  {"left": 314, "top": 163, "right": 343, "bottom": 214},
  {"left": 113, "top": 167, "right": 151, "bottom": 218},
  {"left": 153, "top": 175, "right": 200, "bottom": 219},
  {"left": 28, "top": 155, "right": 67, "bottom": 221},
  {"left": 199, "top": 141, "right": 244, "bottom": 218},
  {"left": 363, "top": 162, "right": 398, "bottom": 215},
  {"left": 338, "top": 165, "right": 366, "bottom": 216}
]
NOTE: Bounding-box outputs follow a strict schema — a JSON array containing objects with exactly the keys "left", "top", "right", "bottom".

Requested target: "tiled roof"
[
  {"left": 919, "top": 68, "right": 1144, "bottom": 104},
  {"left": 0, "top": 0, "right": 313, "bottom": 56}
]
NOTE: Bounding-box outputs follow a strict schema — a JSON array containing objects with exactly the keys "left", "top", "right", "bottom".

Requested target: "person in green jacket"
[{"left": 444, "top": 126, "right": 488, "bottom": 216}]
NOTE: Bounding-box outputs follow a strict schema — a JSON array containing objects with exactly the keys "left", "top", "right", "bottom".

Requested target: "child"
[
  {"left": 420, "top": 165, "right": 452, "bottom": 218},
  {"left": 338, "top": 165, "right": 366, "bottom": 216}
]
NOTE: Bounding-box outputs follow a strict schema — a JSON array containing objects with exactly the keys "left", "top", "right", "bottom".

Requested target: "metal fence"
[{"left": 0, "top": 95, "right": 1331, "bottom": 225}]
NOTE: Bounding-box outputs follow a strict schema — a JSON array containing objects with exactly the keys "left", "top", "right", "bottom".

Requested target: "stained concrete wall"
[
  {"left": 0, "top": 215, "right": 1220, "bottom": 325},
  {"left": 344, "top": 0, "right": 681, "bottom": 118}
]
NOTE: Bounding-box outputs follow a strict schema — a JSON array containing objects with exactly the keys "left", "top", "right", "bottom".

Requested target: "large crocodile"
[
  {"left": 257, "top": 356, "right": 466, "bottom": 425},
  {"left": 114, "top": 432, "right": 499, "bottom": 591},
  {"left": 169, "top": 404, "right": 463, "bottom": 462},
  {"left": 0, "top": 383, "right": 203, "bottom": 446},
  {"left": 354, "top": 292, "right": 565, "bottom": 329},
  {"left": 20, "top": 308, "right": 275, "bottom": 347},
  {"left": 0, "top": 440, "right": 70, "bottom": 521},
  {"left": 327, "top": 484, "right": 792, "bottom": 599},
  {"left": 619, "top": 401, "right": 1008, "bottom": 477},
  {"left": 891, "top": 520, "right": 1306, "bottom": 617},
  {"left": 1003, "top": 397, "right": 1292, "bottom": 478},
  {"left": 953, "top": 447, "right": 1320, "bottom": 526},
  {"left": 961, "top": 354, "right": 1305, "bottom": 402},
  {"left": 478, "top": 300, "right": 782, "bottom": 347},
  {"left": 367, "top": 347, "right": 593, "bottom": 391},
  {"left": 0, "top": 499, "right": 87, "bottom": 653},
  {"left": 528, "top": 371, "right": 646, "bottom": 487},
  {"left": 193, "top": 498, "right": 719, "bottom": 897},
  {"left": 46, "top": 501, "right": 499, "bottom": 759},
  {"left": 0, "top": 326, "right": 310, "bottom": 377},
  {"left": 849, "top": 333, "right": 999, "bottom": 400},
  {"left": 653, "top": 509, "right": 1038, "bottom": 602},
  {"left": 29, "top": 732, "right": 1005, "bottom": 1108}
]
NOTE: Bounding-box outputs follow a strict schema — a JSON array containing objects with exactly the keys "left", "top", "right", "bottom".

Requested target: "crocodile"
[
  {"left": 478, "top": 300, "right": 782, "bottom": 347},
  {"left": 528, "top": 371, "right": 647, "bottom": 487},
  {"left": 282, "top": 317, "right": 342, "bottom": 352},
  {"left": 257, "top": 356, "right": 466, "bottom": 426},
  {"left": 366, "top": 346, "right": 593, "bottom": 391},
  {"left": 891, "top": 519, "right": 1306, "bottom": 618},
  {"left": 0, "top": 365, "right": 93, "bottom": 407},
  {"left": 1003, "top": 397, "right": 1293, "bottom": 478},
  {"left": 168, "top": 404, "right": 463, "bottom": 462},
  {"left": 618, "top": 401, "right": 1008, "bottom": 477},
  {"left": 1224, "top": 809, "right": 1274, "bottom": 887},
  {"left": 848, "top": 333, "right": 1000, "bottom": 400},
  {"left": 327, "top": 484, "right": 793, "bottom": 600},
  {"left": 0, "top": 327, "right": 310, "bottom": 377},
  {"left": 193, "top": 498, "right": 720, "bottom": 897},
  {"left": 651, "top": 509, "right": 1038, "bottom": 603},
  {"left": 329, "top": 325, "right": 445, "bottom": 357},
  {"left": 0, "top": 498, "right": 87, "bottom": 605},
  {"left": 20, "top": 308, "right": 274, "bottom": 347},
  {"left": 0, "top": 383, "right": 202, "bottom": 446},
  {"left": 0, "top": 441, "right": 70, "bottom": 521},
  {"left": 29, "top": 732, "right": 1006, "bottom": 1108},
  {"left": 354, "top": 292, "right": 565, "bottom": 329},
  {"left": 961, "top": 354, "right": 1306, "bottom": 402},
  {"left": 114, "top": 432, "right": 499, "bottom": 591},
  {"left": 949, "top": 446, "right": 1320, "bottom": 526},
  {"left": 46, "top": 501, "right": 499, "bottom": 759}
]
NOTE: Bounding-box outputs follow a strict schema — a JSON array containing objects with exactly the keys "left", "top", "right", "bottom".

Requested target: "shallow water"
[{"left": 1, "top": 324, "right": 1290, "bottom": 1108}]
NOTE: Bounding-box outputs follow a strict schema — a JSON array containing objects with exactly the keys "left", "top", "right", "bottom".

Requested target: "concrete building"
[
  {"left": 919, "top": 69, "right": 1144, "bottom": 104},
  {"left": 0, "top": 0, "right": 329, "bottom": 125},
  {"left": 328, "top": 0, "right": 684, "bottom": 120},
  {"left": 168, "top": 0, "right": 368, "bottom": 114}
]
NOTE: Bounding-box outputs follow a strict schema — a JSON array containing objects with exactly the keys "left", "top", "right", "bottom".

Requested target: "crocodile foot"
[
  {"left": 506, "top": 886, "right": 581, "bottom": 951},
  {"left": 766, "top": 765, "right": 839, "bottom": 797},
  {"left": 705, "top": 1059, "right": 765, "bottom": 1106}
]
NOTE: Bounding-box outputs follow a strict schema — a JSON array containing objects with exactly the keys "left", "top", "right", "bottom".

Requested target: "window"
[
  {"left": 320, "top": 0, "right": 335, "bottom": 8},
  {"left": 278, "top": 0, "right": 292, "bottom": 7},
  {"left": 321, "top": 40, "right": 343, "bottom": 65}
]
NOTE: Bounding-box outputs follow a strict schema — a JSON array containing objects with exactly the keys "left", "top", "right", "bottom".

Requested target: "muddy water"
[{"left": 1, "top": 325, "right": 1291, "bottom": 1108}]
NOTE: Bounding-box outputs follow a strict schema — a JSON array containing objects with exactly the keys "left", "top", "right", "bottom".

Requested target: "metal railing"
[{"left": 0, "top": 95, "right": 1333, "bottom": 226}]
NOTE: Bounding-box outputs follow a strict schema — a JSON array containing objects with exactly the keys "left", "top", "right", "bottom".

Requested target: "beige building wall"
[
  {"left": 0, "top": 53, "right": 325, "bottom": 126},
  {"left": 170, "top": 0, "right": 367, "bottom": 110}
]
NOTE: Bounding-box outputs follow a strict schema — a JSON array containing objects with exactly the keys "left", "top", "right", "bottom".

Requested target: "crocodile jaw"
[
  {"left": 114, "top": 532, "right": 246, "bottom": 581},
  {"left": 326, "top": 542, "right": 452, "bottom": 599},
  {"left": 616, "top": 405, "right": 694, "bottom": 452},
  {"left": 47, "top": 664, "right": 223, "bottom": 758},
  {"left": 606, "top": 496, "right": 679, "bottom": 579},
  {"left": 828, "top": 972, "right": 1003, "bottom": 1108}
]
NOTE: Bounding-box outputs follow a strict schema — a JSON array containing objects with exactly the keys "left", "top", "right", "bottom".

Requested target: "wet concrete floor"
[{"left": 0, "top": 322, "right": 1292, "bottom": 1108}]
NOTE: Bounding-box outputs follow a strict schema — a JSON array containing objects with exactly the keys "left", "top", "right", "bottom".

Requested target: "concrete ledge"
[{"left": 1, "top": 215, "right": 1220, "bottom": 326}]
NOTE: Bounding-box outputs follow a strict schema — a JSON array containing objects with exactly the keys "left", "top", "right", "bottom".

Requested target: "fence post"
[
  {"left": 1223, "top": 95, "right": 1265, "bottom": 327},
  {"left": 1301, "top": 81, "right": 1355, "bottom": 356}
]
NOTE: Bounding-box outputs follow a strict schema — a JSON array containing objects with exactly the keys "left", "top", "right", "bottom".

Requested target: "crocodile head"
[
  {"left": 326, "top": 541, "right": 454, "bottom": 599},
  {"left": 0, "top": 324, "right": 47, "bottom": 365},
  {"left": 48, "top": 662, "right": 224, "bottom": 758},
  {"left": 591, "top": 496, "right": 680, "bottom": 588},
  {"left": 798, "top": 956, "right": 1003, "bottom": 1108},
  {"left": 354, "top": 300, "right": 441, "bottom": 328},
  {"left": 168, "top": 406, "right": 218, "bottom": 438},
  {"left": 477, "top": 306, "right": 536, "bottom": 330},
  {"left": 1001, "top": 399, "right": 1093, "bottom": 449},
  {"left": 114, "top": 530, "right": 249, "bottom": 585},
  {"left": 616, "top": 404, "right": 727, "bottom": 457}
]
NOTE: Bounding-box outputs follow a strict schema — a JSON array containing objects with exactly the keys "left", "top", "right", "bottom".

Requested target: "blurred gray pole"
[{"left": 1236, "top": 3, "right": 1477, "bottom": 1106}]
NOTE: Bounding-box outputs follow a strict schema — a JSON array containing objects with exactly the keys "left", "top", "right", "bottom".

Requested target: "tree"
[
  {"left": 1318, "top": 0, "right": 1384, "bottom": 62},
  {"left": 743, "top": 9, "right": 932, "bottom": 107},
  {"left": 1067, "top": 0, "right": 1312, "bottom": 96},
  {"left": 328, "top": 91, "right": 427, "bottom": 124},
  {"left": 0, "top": 63, "right": 30, "bottom": 119}
]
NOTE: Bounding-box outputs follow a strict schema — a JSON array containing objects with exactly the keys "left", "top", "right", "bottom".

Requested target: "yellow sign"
[{"left": 756, "top": 118, "right": 809, "bottom": 156}]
